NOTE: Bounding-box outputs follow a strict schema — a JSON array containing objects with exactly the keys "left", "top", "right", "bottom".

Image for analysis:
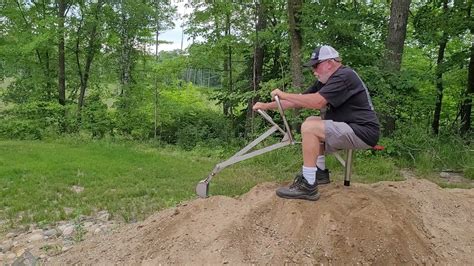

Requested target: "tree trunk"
[
  {"left": 432, "top": 1, "right": 449, "bottom": 135},
  {"left": 381, "top": 0, "right": 411, "bottom": 135},
  {"left": 247, "top": 1, "right": 267, "bottom": 122},
  {"left": 460, "top": 38, "right": 473, "bottom": 136},
  {"left": 119, "top": 5, "right": 132, "bottom": 96},
  {"left": 78, "top": 1, "right": 102, "bottom": 111},
  {"left": 384, "top": 0, "right": 411, "bottom": 71},
  {"left": 287, "top": 0, "right": 304, "bottom": 89},
  {"left": 57, "top": 0, "right": 66, "bottom": 106},
  {"left": 223, "top": 12, "right": 232, "bottom": 116}
]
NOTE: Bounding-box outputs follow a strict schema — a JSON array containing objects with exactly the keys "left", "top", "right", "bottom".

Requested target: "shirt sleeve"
[
  {"left": 302, "top": 81, "right": 321, "bottom": 94},
  {"left": 318, "top": 71, "right": 358, "bottom": 108}
]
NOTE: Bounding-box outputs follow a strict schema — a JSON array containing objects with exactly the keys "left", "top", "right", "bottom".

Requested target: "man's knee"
[
  {"left": 305, "top": 116, "right": 322, "bottom": 122},
  {"left": 301, "top": 119, "right": 325, "bottom": 138}
]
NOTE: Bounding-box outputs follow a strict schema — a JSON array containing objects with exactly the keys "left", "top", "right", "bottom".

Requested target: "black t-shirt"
[{"left": 303, "top": 66, "right": 380, "bottom": 147}]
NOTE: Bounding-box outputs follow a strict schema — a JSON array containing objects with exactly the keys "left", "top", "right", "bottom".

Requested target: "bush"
[
  {"left": 0, "top": 101, "right": 65, "bottom": 139},
  {"left": 157, "top": 86, "right": 232, "bottom": 149},
  {"left": 81, "top": 93, "right": 113, "bottom": 138},
  {"left": 382, "top": 123, "right": 473, "bottom": 177}
]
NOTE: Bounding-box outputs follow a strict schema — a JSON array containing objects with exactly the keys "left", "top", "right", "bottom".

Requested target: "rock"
[
  {"left": 86, "top": 224, "right": 98, "bottom": 233},
  {"left": 94, "top": 228, "right": 102, "bottom": 235},
  {"left": 0, "top": 241, "right": 13, "bottom": 253},
  {"left": 97, "top": 211, "right": 110, "bottom": 222},
  {"left": 32, "top": 229, "right": 43, "bottom": 234},
  {"left": 71, "top": 185, "right": 84, "bottom": 193},
  {"left": 58, "top": 225, "right": 74, "bottom": 236},
  {"left": 99, "top": 224, "right": 109, "bottom": 233},
  {"left": 6, "top": 252, "right": 16, "bottom": 260},
  {"left": 83, "top": 222, "right": 94, "bottom": 228},
  {"left": 63, "top": 226, "right": 74, "bottom": 236},
  {"left": 0, "top": 253, "right": 4, "bottom": 261},
  {"left": 28, "top": 233, "right": 43, "bottom": 242},
  {"left": 440, "top": 172, "right": 451, "bottom": 178},
  {"left": 6, "top": 233, "right": 15, "bottom": 239},
  {"left": 12, "top": 250, "right": 37, "bottom": 266},
  {"left": 43, "top": 229, "right": 58, "bottom": 237},
  {"left": 61, "top": 246, "right": 72, "bottom": 252},
  {"left": 12, "top": 246, "right": 25, "bottom": 257}
]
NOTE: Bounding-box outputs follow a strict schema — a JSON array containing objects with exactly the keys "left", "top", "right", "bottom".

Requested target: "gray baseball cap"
[{"left": 303, "top": 45, "right": 340, "bottom": 67}]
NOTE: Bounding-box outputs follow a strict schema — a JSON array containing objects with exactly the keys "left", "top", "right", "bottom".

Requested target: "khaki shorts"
[{"left": 324, "top": 120, "right": 371, "bottom": 153}]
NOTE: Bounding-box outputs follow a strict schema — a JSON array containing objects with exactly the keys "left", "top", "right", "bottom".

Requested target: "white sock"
[
  {"left": 316, "top": 155, "right": 325, "bottom": 170},
  {"left": 302, "top": 166, "right": 318, "bottom": 185}
]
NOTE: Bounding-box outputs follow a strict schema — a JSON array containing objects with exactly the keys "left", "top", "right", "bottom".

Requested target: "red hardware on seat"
[{"left": 372, "top": 145, "right": 385, "bottom": 151}]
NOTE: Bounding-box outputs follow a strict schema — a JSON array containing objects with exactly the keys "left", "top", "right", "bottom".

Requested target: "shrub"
[
  {"left": 0, "top": 101, "right": 65, "bottom": 139},
  {"left": 81, "top": 93, "right": 113, "bottom": 138}
]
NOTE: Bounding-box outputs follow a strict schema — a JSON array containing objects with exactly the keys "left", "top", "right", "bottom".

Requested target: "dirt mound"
[{"left": 50, "top": 178, "right": 474, "bottom": 265}]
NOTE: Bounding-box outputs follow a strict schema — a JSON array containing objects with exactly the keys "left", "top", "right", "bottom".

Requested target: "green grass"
[
  {"left": 0, "top": 139, "right": 215, "bottom": 228},
  {"left": 0, "top": 138, "right": 411, "bottom": 232},
  {"left": 0, "top": 139, "right": 301, "bottom": 230}
]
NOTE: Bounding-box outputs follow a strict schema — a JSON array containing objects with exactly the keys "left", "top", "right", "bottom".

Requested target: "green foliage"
[
  {"left": 81, "top": 93, "right": 113, "bottom": 138},
  {"left": 0, "top": 101, "right": 65, "bottom": 139},
  {"left": 157, "top": 85, "right": 232, "bottom": 149},
  {"left": 381, "top": 123, "right": 473, "bottom": 179}
]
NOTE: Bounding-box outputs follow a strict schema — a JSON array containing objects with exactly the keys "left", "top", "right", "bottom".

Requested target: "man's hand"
[
  {"left": 252, "top": 102, "right": 268, "bottom": 111},
  {"left": 270, "top": 89, "right": 285, "bottom": 100}
]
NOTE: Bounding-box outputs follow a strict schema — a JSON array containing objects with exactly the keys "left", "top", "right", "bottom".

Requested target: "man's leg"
[
  {"left": 302, "top": 119, "right": 325, "bottom": 166},
  {"left": 275, "top": 117, "right": 325, "bottom": 201},
  {"left": 304, "top": 116, "right": 331, "bottom": 184},
  {"left": 303, "top": 116, "right": 326, "bottom": 169},
  {"left": 301, "top": 118, "right": 326, "bottom": 184},
  {"left": 317, "top": 142, "right": 326, "bottom": 170}
]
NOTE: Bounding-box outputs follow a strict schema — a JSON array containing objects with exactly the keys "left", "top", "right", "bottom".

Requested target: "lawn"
[{"left": 0, "top": 139, "right": 402, "bottom": 232}]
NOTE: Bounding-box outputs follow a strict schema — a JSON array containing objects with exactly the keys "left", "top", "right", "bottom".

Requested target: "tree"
[
  {"left": 460, "top": 1, "right": 473, "bottom": 136},
  {"left": 287, "top": 0, "right": 303, "bottom": 89},
  {"left": 460, "top": 41, "right": 473, "bottom": 136},
  {"left": 75, "top": 0, "right": 105, "bottom": 111},
  {"left": 385, "top": 0, "right": 411, "bottom": 72},
  {"left": 414, "top": 0, "right": 468, "bottom": 135},
  {"left": 57, "top": 0, "right": 67, "bottom": 106},
  {"left": 379, "top": 0, "right": 411, "bottom": 135}
]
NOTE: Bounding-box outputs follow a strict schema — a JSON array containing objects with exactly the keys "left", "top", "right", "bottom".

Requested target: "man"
[{"left": 252, "top": 45, "right": 380, "bottom": 201}]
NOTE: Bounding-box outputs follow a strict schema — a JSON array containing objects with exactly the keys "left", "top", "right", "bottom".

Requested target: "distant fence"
[{"left": 181, "top": 68, "right": 221, "bottom": 88}]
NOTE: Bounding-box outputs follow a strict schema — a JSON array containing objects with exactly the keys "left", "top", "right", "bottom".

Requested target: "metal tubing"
[
  {"left": 333, "top": 152, "right": 346, "bottom": 167},
  {"left": 344, "top": 149, "right": 353, "bottom": 186},
  {"left": 256, "top": 110, "right": 286, "bottom": 135},
  {"left": 274, "top": 96, "right": 294, "bottom": 144},
  {"left": 231, "top": 126, "right": 278, "bottom": 158}
]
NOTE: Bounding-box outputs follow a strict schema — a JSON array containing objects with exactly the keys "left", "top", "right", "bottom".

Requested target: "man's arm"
[
  {"left": 271, "top": 89, "right": 327, "bottom": 110},
  {"left": 253, "top": 99, "right": 300, "bottom": 111}
]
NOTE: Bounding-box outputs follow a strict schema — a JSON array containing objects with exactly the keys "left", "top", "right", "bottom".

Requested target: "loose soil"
[{"left": 49, "top": 178, "right": 474, "bottom": 265}]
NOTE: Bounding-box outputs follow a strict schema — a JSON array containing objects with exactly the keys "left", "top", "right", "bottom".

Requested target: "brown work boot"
[
  {"left": 316, "top": 168, "right": 330, "bottom": 184},
  {"left": 276, "top": 173, "right": 320, "bottom": 201}
]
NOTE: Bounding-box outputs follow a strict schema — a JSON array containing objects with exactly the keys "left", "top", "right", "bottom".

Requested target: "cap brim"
[{"left": 302, "top": 59, "right": 320, "bottom": 67}]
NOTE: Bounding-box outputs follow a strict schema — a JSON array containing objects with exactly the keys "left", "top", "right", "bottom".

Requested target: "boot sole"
[{"left": 276, "top": 191, "right": 321, "bottom": 201}]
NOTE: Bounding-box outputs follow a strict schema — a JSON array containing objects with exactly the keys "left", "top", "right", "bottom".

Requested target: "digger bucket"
[{"left": 196, "top": 180, "right": 209, "bottom": 198}]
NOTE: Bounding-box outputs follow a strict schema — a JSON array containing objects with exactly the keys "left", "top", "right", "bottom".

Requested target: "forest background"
[{"left": 0, "top": 0, "right": 473, "bottom": 226}]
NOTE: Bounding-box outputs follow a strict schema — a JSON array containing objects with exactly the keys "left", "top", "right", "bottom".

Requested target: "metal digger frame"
[
  {"left": 195, "top": 96, "right": 296, "bottom": 198},
  {"left": 195, "top": 96, "right": 356, "bottom": 198}
]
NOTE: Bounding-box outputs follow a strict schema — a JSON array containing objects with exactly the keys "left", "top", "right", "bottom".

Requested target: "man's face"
[{"left": 312, "top": 60, "right": 332, "bottom": 83}]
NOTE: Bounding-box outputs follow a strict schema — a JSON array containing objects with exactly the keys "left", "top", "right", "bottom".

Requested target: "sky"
[{"left": 153, "top": 1, "right": 194, "bottom": 53}]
